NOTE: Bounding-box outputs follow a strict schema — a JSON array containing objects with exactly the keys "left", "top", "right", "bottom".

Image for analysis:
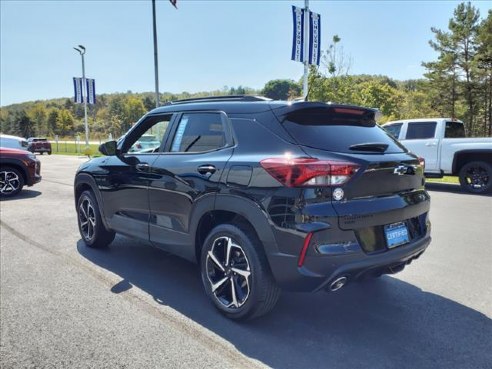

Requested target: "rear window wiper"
[{"left": 349, "top": 143, "right": 389, "bottom": 152}]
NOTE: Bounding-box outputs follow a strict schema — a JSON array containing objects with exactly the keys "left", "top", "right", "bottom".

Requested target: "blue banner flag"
[
  {"left": 291, "top": 6, "right": 305, "bottom": 63},
  {"left": 309, "top": 11, "right": 321, "bottom": 66},
  {"left": 86, "top": 78, "right": 96, "bottom": 105},
  {"left": 73, "top": 77, "right": 83, "bottom": 104}
]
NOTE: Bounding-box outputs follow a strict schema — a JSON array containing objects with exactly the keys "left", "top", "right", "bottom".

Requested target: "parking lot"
[{"left": 1, "top": 154, "right": 491, "bottom": 369}]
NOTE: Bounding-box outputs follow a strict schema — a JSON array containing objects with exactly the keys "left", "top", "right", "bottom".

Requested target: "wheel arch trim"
[
  {"left": 74, "top": 173, "right": 112, "bottom": 231},
  {"left": 190, "top": 194, "right": 279, "bottom": 262},
  {"left": 0, "top": 159, "right": 29, "bottom": 184},
  {"left": 452, "top": 149, "right": 492, "bottom": 174}
]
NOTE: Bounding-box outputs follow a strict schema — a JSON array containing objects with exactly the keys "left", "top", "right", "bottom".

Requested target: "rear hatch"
[
  {"left": 273, "top": 103, "right": 429, "bottom": 251},
  {"left": 36, "top": 139, "right": 50, "bottom": 150}
]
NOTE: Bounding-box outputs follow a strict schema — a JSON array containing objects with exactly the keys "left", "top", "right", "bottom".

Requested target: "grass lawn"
[
  {"left": 426, "top": 176, "right": 460, "bottom": 184},
  {"left": 52, "top": 142, "right": 100, "bottom": 156}
]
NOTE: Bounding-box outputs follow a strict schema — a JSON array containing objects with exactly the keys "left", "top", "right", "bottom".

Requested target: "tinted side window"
[
  {"left": 405, "top": 122, "right": 437, "bottom": 139},
  {"left": 123, "top": 114, "right": 172, "bottom": 153},
  {"left": 384, "top": 123, "right": 403, "bottom": 139},
  {"left": 445, "top": 121, "right": 466, "bottom": 138},
  {"left": 170, "top": 113, "right": 226, "bottom": 153}
]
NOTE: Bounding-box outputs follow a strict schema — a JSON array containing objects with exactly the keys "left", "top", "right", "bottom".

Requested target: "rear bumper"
[
  {"left": 31, "top": 147, "right": 51, "bottom": 153},
  {"left": 268, "top": 234, "right": 431, "bottom": 292}
]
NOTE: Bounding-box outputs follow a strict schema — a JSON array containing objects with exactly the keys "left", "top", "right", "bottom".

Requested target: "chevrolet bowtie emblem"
[{"left": 393, "top": 165, "right": 408, "bottom": 176}]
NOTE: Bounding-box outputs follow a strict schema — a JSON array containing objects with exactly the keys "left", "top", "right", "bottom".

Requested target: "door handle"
[
  {"left": 197, "top": 165, "right": 216, "bottom": 175},
  {"left": 425, "top": 142, "right": 437, "bottom": 146},
  {"left": 136, "top": 163, "right": 150, "bottom": 172}
]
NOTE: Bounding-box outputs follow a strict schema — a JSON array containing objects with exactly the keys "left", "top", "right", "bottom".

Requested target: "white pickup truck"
[{"left": 383, "top": 118, "right": 492, "bottom": 194}]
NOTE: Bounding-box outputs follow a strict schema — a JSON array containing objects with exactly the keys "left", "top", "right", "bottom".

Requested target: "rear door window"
[
  {"left": 170, "top": 113, "right": 227, "bottom": 153},
  {"left": 445, "top": 121, "right": 465, "bottom": 138},
  {"left": 282, "top": 109, "right": 405, "bottom": 153},
  {"left": 405, "top": 122, "right": 437, "bottom": 139}
]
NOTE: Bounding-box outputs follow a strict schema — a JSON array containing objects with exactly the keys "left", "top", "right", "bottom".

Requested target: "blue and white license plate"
[{"left": 384, "top": 222, "right": 409, "bottom": 249}]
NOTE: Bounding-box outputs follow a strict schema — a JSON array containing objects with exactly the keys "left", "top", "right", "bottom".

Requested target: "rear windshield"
[
  {"left": 445, "top": 121, "right": 466, "bottom": 138},
  {"left": 282, "top": 111, "right": 406, "bottom": 154}
]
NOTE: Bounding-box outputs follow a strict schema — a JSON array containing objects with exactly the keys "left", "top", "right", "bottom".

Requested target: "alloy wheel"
[
  {"left": 78, "top": 196, "right": 96, "bottom": 241},
  {"left": 463, "top": 165, "right": 489, "bottom": 191},
  {"left": 206, "top": 236, "right": 251, "bottom": 309},
  {"left": 0, "top": 170, "right": 21, "bottom": 195}
]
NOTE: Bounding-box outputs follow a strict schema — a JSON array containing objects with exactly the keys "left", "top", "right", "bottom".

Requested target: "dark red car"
[
  {"left": 27, "top": 137, "right": 52, "bottom": 155},
  {"left": 0, "top": 148, "right": 42, "bottom": 197}
]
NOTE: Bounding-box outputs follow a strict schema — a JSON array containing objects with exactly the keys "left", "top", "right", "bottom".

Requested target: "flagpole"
[
  {"left": 74, "top": 45, "right": 89, "bottom": 147},
  {"left": 303, "top": 0, "right": 309, "bottom": 98},
  {"left": 152, "top": 0, "right": 160, "bottom": 108}
]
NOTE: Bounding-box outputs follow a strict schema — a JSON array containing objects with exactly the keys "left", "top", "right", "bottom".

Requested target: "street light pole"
[
  {"left": 74, "top": 45, "right": 89, "bottom": 147},
  {"left": 152, "top": 0, "right": 160, "bottom": 108},
  {"left": 303, "top": 0, "right": 309, "bottom": 98}
]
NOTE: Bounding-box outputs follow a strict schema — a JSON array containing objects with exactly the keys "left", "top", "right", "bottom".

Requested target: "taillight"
[{"left": 260, "top": 157, "right": 359, "bottom": 187}]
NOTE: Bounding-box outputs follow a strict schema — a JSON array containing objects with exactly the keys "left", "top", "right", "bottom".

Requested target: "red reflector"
[
  {"left": 260, "top": 157, "right": 359, "bottom": 187},
  {"left": 333, "top": 108, "right": 365, "bottom": 115},
  {"left": 418, "top": 157, "right": 425, "bottom": 170},
  {"left": 298, "top": 232, "right": 313, "bottom": 267}
]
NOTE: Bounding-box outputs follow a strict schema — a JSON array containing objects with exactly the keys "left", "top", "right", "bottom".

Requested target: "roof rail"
[{"left": 166, "top": 95, "right": 271, "bottom": 105}]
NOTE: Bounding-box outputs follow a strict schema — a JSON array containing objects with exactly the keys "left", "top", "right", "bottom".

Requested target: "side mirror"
[{"left": 99, "top": 140, "right": 117, "bottom": 156}]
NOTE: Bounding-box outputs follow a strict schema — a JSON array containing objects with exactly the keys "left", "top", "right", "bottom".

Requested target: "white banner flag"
[
  {"left": 73, "top": 77, "right": 83, "bottom": 104},
  {"left": 309, "top": 11, "right": 321, "bottom": 66},
  {"left": 86, "top": 78, "right": 96, "bottom": 105},
  {"left": 291, "top": 6, "right": 305, "bottom": 63}
]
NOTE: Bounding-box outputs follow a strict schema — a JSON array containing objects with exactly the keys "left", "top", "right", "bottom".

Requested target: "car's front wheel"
[
  {"left": 200, "top": 223, "right": 280, "bottom": 320},
  {"left": 0, "top": 166, "right": 24, "bottom": 198},
  {"left": 459, "top": 161, "right": 492, "bottom": 194},
  {"left": 77, "top": 190, "right": 115, "bottom": 248}
]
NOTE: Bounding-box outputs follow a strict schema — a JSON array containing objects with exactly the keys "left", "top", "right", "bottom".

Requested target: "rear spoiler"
[{"left": 271, "top": 102, "right": 378, "bottom": 127}]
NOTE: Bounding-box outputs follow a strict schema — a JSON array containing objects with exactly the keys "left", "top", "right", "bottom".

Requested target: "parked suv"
[
  {"left": 27, "top": 137, "right": 52, "bottom": 155},
  {"left": 0, "top": 147, "right": 42, "bottom": 197},
  {"left": 74, "top": 96, "right": 431, "bottom": 320}
]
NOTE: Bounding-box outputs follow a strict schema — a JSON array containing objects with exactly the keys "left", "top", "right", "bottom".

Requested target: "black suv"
[{"left": 74, "top": 96, "right": 431, "bottom": 320}]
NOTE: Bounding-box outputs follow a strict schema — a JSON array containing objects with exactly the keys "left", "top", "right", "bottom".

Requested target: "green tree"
[
  {"left": 27, "top": 103, "right": 48, "bottom": 136},
  {"left": 476, "top": 10, "right": 492, "bottom": 135},
  {"left": 423, "top": 2, "right": 482, "bottom": 135},
  {"left": 262, "top": 79, "right": 301, "bottom": 100},
  {"left": 17, "top": 110, "right": 35, "bottom": 138},
  {"left": 47, "top": 109, "right": 59, "bottom": 136},
  {"left": 56, "top": 109, "right": 75, "bottom": 136},
  {"left": 124, "top": 96, "right": 146, "bottom": 128}
]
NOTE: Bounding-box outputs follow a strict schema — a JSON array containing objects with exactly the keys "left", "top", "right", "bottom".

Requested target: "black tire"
[
  {"left": 459, "top": 161, "right": 492, "bottom": 194},
  {"left": 0, "top": 166, "right": 25, "bottom": 198},
  {"left": 200, "top": 223, "right": 280, "bottom": 321},
  {"left": 48, "top": 151, "right": 52, "bottom": 155},
  {"left": 77, "top": 190, "right": 115, "bottom": 248}
]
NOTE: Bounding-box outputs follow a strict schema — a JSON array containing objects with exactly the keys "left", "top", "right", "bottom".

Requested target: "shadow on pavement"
[
  {"left": 0, "top": 189, "right": 42, "bottom": 201},
  {"left": 425, "top": 182, "right": 491, "bottom": 197},
  {"left": 78, "top": 237, "right": 491, "bottom": 369}
]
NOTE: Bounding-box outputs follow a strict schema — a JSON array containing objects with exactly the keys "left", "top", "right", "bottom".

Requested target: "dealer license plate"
[{"left": 384, "top": 222, "right": 409, "bottom": 249}]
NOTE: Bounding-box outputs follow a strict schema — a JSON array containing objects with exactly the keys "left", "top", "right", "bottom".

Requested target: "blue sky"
[{"left": 1, "top": 0, "right": 490, "bottom": 106}]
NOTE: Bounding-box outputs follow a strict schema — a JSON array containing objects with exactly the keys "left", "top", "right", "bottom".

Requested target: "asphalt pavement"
[{"left": 1, "top": 155, "right": 491, "bottom": 369}]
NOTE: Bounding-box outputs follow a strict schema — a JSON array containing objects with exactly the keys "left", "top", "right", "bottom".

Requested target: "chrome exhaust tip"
[{"left": 329, "top": 276, "right": 348, "bottom": 292}]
